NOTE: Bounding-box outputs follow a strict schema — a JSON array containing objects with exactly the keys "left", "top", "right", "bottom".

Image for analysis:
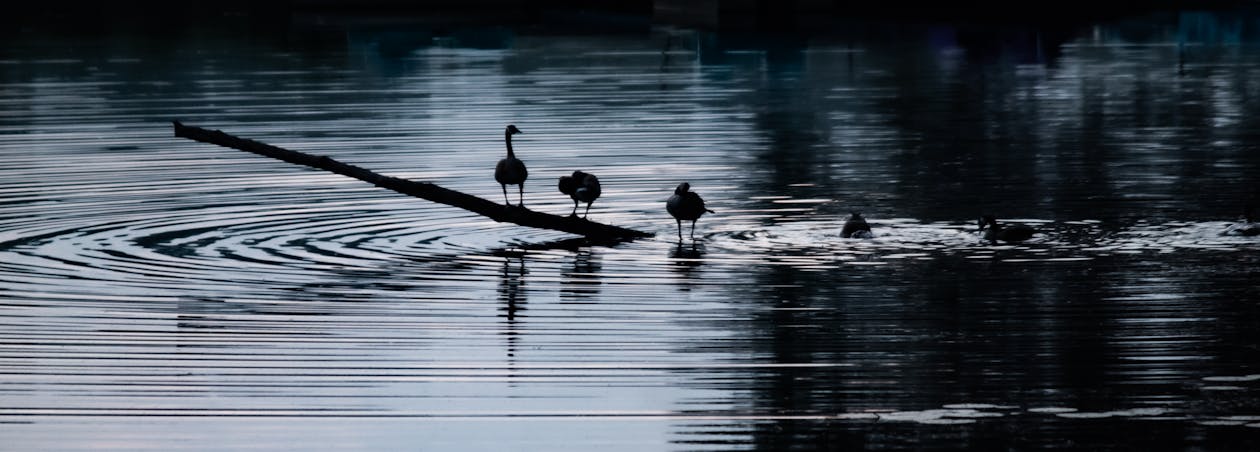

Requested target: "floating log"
[{"left": 172, "top": 122, "right": 654, "bottom": 241}]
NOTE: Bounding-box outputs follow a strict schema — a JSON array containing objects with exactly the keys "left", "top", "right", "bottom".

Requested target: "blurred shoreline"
[{"left": 5, "top": 0, "right": 1256, "bottom": 35}]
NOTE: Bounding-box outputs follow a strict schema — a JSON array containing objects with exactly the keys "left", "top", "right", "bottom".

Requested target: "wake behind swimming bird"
[{"left": 1222, "top": 206, "right": 1260, "bottom": 236}]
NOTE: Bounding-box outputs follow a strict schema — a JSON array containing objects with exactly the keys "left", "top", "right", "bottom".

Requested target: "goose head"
[{"left": 978, "top": 215, "right": 997, "bottom": 231}]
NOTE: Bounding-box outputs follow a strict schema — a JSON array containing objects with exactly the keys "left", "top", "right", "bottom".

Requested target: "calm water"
[{"left": 3, "top": 10, "right": 1260, "bottom": 450}]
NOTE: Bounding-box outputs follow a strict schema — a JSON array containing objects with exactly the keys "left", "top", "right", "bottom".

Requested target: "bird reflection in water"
[
  {"left": 174, "top": 297, "right": 231, "bottom": 349},
  {"left": 560, "top": 247, "right": 602, "bottom": 301},
  {"left": 497, "top": 256, "right": 527, "bottom": 359},
  {"left": 669, "top": 242, "right": 706, "bottom": 288}
]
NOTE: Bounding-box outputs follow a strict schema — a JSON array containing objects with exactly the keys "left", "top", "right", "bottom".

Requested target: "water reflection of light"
[{"left": 7, "top": 11, "right": 1260, "bottom": 449}]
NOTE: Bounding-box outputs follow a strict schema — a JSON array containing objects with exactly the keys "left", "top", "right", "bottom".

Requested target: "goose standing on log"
[
  {"left": 841, "top": 212, "right": 873, "bottom": 238},
  {"left": 494, "top": 124, "right": 527, "bottom": 206},
  {"left": 558, "top": 170, "right": 601, "bottom": 218},
  {"left": 978, "top": 215, "right": 1036, "bottom": 243},
  {"left": 666, "top": 182, "right": 714, "bottom": 241}
]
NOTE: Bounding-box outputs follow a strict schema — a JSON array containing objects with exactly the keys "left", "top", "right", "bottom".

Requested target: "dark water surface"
[{"left": 3, "top": 10, "right": 1260, "bottom": 450}]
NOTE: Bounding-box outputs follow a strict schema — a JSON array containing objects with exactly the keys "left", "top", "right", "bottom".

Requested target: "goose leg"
[
  {"left": 518, "top": 184, "right": 524, "bottom": 207},
  {"left": 676, "top": 220, "right": 683, "bottom": 242},
  {"left": 501, "top": 184, "right": 510, "bottom": 206},
  {"left": 583, "top": 203, "right": 592, "bottom": 218},
  {"left": 571, "top": 200, "right": 578, "bottom": 217},
  {"left": 690, "top": 220, "right": 697, "bottom": 240}
]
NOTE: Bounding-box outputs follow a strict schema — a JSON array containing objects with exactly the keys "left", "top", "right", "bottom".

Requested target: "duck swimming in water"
[
  {"left": 841, "top": 211, "right": 873, "bottom": 238},
  {"left": 494, "top": 125, "right": 527, "bottom": 206},
  {"left": 666, "top": 182, "right": 714, "bottom": 241},
  {"left": 558, "top": 170, "right": 601, "bottom": 218},
  {"left": 1223, "top": 206, "right": 1260, "bottom": 236},
  {"left": 978, "top": 215, "right": 1036, "bottom": 243}
]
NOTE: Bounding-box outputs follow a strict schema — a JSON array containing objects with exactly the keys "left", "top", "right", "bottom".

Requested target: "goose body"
[
  {"left": 494, "top": 125, "right": 527, "bottom": 206},
  {"left": 558, "top": 170, "right": 601, "bottom": 218},
  {"left": 978, "top": 215, "right": 1036, "bottom": 242},
  {"left": 841, "top": 212, "right": 873, "bottom": 239},
  {"left": 666, "top": 182, "right": 714, "bottom": 241}
]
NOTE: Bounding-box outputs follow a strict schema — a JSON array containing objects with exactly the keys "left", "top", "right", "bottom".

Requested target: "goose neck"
[{"left": 504, "top": 130, "right": 515, "bottom": 157}]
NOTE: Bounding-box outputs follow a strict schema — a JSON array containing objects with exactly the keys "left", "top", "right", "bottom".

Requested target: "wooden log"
[{"left": 172, "top": 121, "right": 654, "bottom": 241}]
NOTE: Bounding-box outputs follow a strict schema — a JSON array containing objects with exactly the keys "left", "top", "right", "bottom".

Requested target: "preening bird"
[
  {"left": 841, "top": 212, "right": 873, "bottom": 238},
  {"left": 558, "top": 170, "right": 601, "bottom": 218},
  {"left": 494, "top": 124, "right": 527, "bottom": 206},
  {"left": 978, "top": 215, "right": 1036, "bottom": 243},
  {"left": 666, "top": 182, "right": 714, "bottom": 241}
]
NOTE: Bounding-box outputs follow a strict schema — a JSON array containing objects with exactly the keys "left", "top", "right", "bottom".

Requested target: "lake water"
[{"left": 3, "top": 9, "right": 1260, "bottom": 450}]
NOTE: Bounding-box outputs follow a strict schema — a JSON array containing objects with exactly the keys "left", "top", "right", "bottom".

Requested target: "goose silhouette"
[
  {"left": 666, "top": 182, "right": 714, "bottom": 241},
  {"left": 558, "top": 170, "right": 601, "bottom": 218},
  {"left": 978, "top": 215, "right": 1036, "bottom": 242},
  {"left": 841, "top": 211, "right": 873, "bottom": 238},
  {"left": 494, "top": 124, "right": 527, "bottom": 206}
]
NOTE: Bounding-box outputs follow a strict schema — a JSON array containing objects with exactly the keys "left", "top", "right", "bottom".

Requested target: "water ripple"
[{"left": 4, "top": 17, "right": 1260, "bottom": 450}]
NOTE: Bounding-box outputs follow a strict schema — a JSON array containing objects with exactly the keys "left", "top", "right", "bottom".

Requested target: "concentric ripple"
[{"left": 4, "top": 17, "right": 1260, "bottom": 450}]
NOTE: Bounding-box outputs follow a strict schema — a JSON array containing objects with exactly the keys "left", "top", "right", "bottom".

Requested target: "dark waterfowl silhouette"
[
  {"left": 978, "top": 215, "right": 1037, "bottom": 242},
  {"left": 494, "top": 125, "right": 527, "bottom": 206},
  {"left": 558, "top": 170, "right": 601, "bottom": 218},
  {"left": 841, "top": 211, "right": 873, "bottom": 238},
  {"left": 666, "top": 182, "right": 714, "bottom": 241},
  {"left": 1223, "top": 206, "right": 1260, "bottom": 236}
]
